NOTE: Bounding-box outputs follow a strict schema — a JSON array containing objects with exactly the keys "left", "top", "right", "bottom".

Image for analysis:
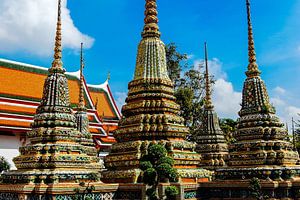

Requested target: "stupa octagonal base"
[
  {"left": 0, "top": 182, "right": 119, "bottom": 200},
  {"left": 215, "top": 166, "right": 300, "bottom": 181},
  {"left": 102, "top": 168, "right": 212, "bottom": 184},
  {"left": 200, "top": 178, "right": 300, "bottom": 199},
  {"left": 1, "top": 169, "right": 101, "bottom": 185}
]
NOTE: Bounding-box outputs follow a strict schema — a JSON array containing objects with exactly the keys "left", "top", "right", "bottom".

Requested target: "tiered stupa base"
[
  {"left": 1, "top": 169, "right": 100, "bottom": 185},
  {"left": 0, "top": 182, "right": 119, "bottom": 200},
  {"left": 103, "top": 140, "right": 212, "bottom": 184},
  {"left": 216, "top": 166, "right": 300, "bottom": 181},
  {"left": 196, "top": 141, "right": 228, "bottom": 169},
  {"left": 200, "top": 168, "right": 300, "bottom": 199}
]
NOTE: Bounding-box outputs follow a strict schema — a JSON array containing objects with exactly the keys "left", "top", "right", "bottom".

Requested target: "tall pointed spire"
[
  {"left": 75, "top": 43, "right": 90, "bottom": 136},
  {"left": 50, "top": 0, "right": 64, "bottom": 73},
  {"left": 33, "top": 0, "right": 75, "bottom": 128},
  {"left": 78, "top": 42, "right": 86, "bottom": 111},
  {"left": 204, "top": 42, "right": 213, "bottom": 110},
  {"left": 142, "top": 0, "right": 161, "bottom": 38},
  {"left": 246, "top": 0, "right": 260, "bottom": 77}
]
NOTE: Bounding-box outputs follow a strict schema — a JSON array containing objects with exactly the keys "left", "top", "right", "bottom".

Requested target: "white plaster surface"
[{"left": 0, "top": 135, "right": 21, "bottom": 170}]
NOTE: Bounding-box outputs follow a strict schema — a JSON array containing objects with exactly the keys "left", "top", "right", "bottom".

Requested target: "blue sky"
[{"left": 0, "top": 0, "right": 299, "bottom": 125}]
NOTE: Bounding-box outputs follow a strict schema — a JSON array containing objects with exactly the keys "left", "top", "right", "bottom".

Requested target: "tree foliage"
[
  {"left": 140, "top": 144, "right": 179, "bottom": 200},
  {"left": 166, "top": 43, "right": 239, "bottom": 144},
  {"left": 165, "top": 43, "right": 188, "bottom": 88},
  {"left": 165, "top": 43, "right": 206, "bottom": 138},
  {"left": 0, "top": 156, "right": 10, "bottom": 173},
  {"left": 294, "top": 115, "right": 300, "bottom": 152},
  {"left": 219, "top": 118, "right": 238, "bottom": 143},
  {"left": 165, "top": 186, "right": 179, "bottom": 200}
]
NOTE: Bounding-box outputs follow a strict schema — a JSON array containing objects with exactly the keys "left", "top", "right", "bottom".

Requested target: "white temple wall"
[{"left": 0, "top": 134, "right": 21, "bottom": 170}]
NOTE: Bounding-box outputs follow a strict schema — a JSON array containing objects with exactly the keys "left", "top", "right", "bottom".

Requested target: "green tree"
[
  {"left": 294, "top": 115, "right": 300, "bottom": 152},
  {"left": 165, "top": 43, "right": 188, "bottom": 88},
  {"left": 219, "top": 118, "right": 237, "bottom": 144},
  {"left": 0, "top": 156, "right": 10, "bottom": 173},
  {"left": 165, "top": 43, "right": 206, "bottom": 138},
  {"left": 140, "top": 144, "right": 179, "bottom": 200}
]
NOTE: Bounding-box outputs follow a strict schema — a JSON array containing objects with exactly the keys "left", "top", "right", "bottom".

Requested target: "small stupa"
[
  {"left": 0, "top": 1, "right": 113, "bottom": 199},
  {"left": 195, "top": 43, "right": 228, "bottom": 169},
  {"left": 215, "top": 0, "right": 300, "bottom": 181},
  {"left": 200, "top": 1, "right": 300, "bottom": 199}
]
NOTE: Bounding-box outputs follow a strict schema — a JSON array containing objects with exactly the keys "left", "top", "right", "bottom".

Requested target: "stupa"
[
  {"left": 102, "top": 0, "right": 211, "bottom": 184},
  {"left": 223, "top": 0, "right": 299, "bottom": 173},
  {"left": 0, "top": 1, "right": 118, "bottom": 199},
  {"left": 201, "top": 0, "right": 300, "bottom": 199},
  {"left": 195, "top": 43, "right": 228, "bottom": 169},
  {"left": 75, "top": 43, "right": 102, "bottom": 170}
]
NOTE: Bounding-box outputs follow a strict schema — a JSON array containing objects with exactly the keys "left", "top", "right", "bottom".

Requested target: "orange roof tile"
[{"left": 0, "top": 58, "right": 121, "bottom": 147}]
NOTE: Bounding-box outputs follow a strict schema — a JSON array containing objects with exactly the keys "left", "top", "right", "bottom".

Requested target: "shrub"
[
  {"left": 146, "top": 188, "right": 158, "bottom": 200},
  {"left": 157, "top": 163, "right": 172, "bottom": 179},
  {"left": 158, "top": 157, "right": 174, "bottom": 166},
  {"left": 148, "top": 144, "right": 167, "bottom": 161},
  {"left": 140, "top": 161, "right": 153, "bottom": 171},
  {"left": 168, "top": 168, "right": 179, "bottom": 182},
  {"left": 143, "top": 168, "right": 157, "bottom": 185},
  {"left": 140, "top": 144, "right": 178, "bottom": 199},
  {"left": 165, "top": 186, "right": 179, "bottom": 200}
]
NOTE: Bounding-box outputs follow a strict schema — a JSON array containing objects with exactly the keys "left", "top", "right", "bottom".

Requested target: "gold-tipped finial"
[
  {"left": 142, "top": 0, "right": 161, "bottom": 38},
  {"left": 246, "top": 0, "right": 260, "bottom": 77},
  {"left": 78, "top": 42, "right": 86, "bottom": 111},
  {"left": 50, "top": 0, "right": 64, "bottom": 73},
  {"left": 204, "top": 42, "right": 214, "bottom": 110}
]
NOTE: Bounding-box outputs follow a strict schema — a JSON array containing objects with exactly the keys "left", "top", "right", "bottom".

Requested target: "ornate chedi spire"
[
  {"left": 142, "top": 0, "right": 160, "bottom": 38},
  {"left": 1, "top": 0, "right": 100, "bottom": 186},
  {"left": 216, "top": 0, "right": 299, "bottom": 181},
  {"left": 245, "top": 0, "right": 260, "bottom": 78},
  {"left": 75, "top": 43, "right": 92, "bottom": 137},
  {"left": 50, "top": 0, "right": 64, "bottom": 73},
  {"left": 103, "top": 0, "right": 211, "bottom": 183},
  {"left": 78, "top": 43, "right": 86, "bottom": 112},
  {"left": 195, "top": 43, "right": 228, "bottom": 168},
  {"left": 74, "top": 43, "right": 98, "bottom": 168},
  {"left": 204, "top": 42, "right": 213, "bottom": 110}
]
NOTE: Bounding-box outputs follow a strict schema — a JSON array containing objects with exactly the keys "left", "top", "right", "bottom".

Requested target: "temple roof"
[{"left": 0, "top": 58, "right": 120, "bottom": 147}]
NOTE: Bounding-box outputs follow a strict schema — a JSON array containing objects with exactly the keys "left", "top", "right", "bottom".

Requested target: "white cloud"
[
  {"left": 115, "top": 92, "right": 127, "bottom": 111},
  {"left": 193, "top": 58, "right": 227, "bottom": 80},
  {"left": 269, "top": 90, "right": 300, "bottom": 132},
  {"left": 297, "top": 46, "right": 300, "bottom": 54},
  {"left": 187, "top": 54, "right": 194, "bottom": 60},
  {"left": 0, "top": 0, "right": 94, "bottom": 56},
  {"left": 273, "top": 86, "right": 286, "bottom": 95},
  {"left": 192, "top": 57, "right": 240, "bottom": 119},
  {"left": 270, "top": 97, "right": 285, "bottom": 107},
  {"left": 212, "top": 78, "right": 242, "bottom": 119},
  {"left": 286, "top": 106, "right": 300, "bottom": 119}
]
